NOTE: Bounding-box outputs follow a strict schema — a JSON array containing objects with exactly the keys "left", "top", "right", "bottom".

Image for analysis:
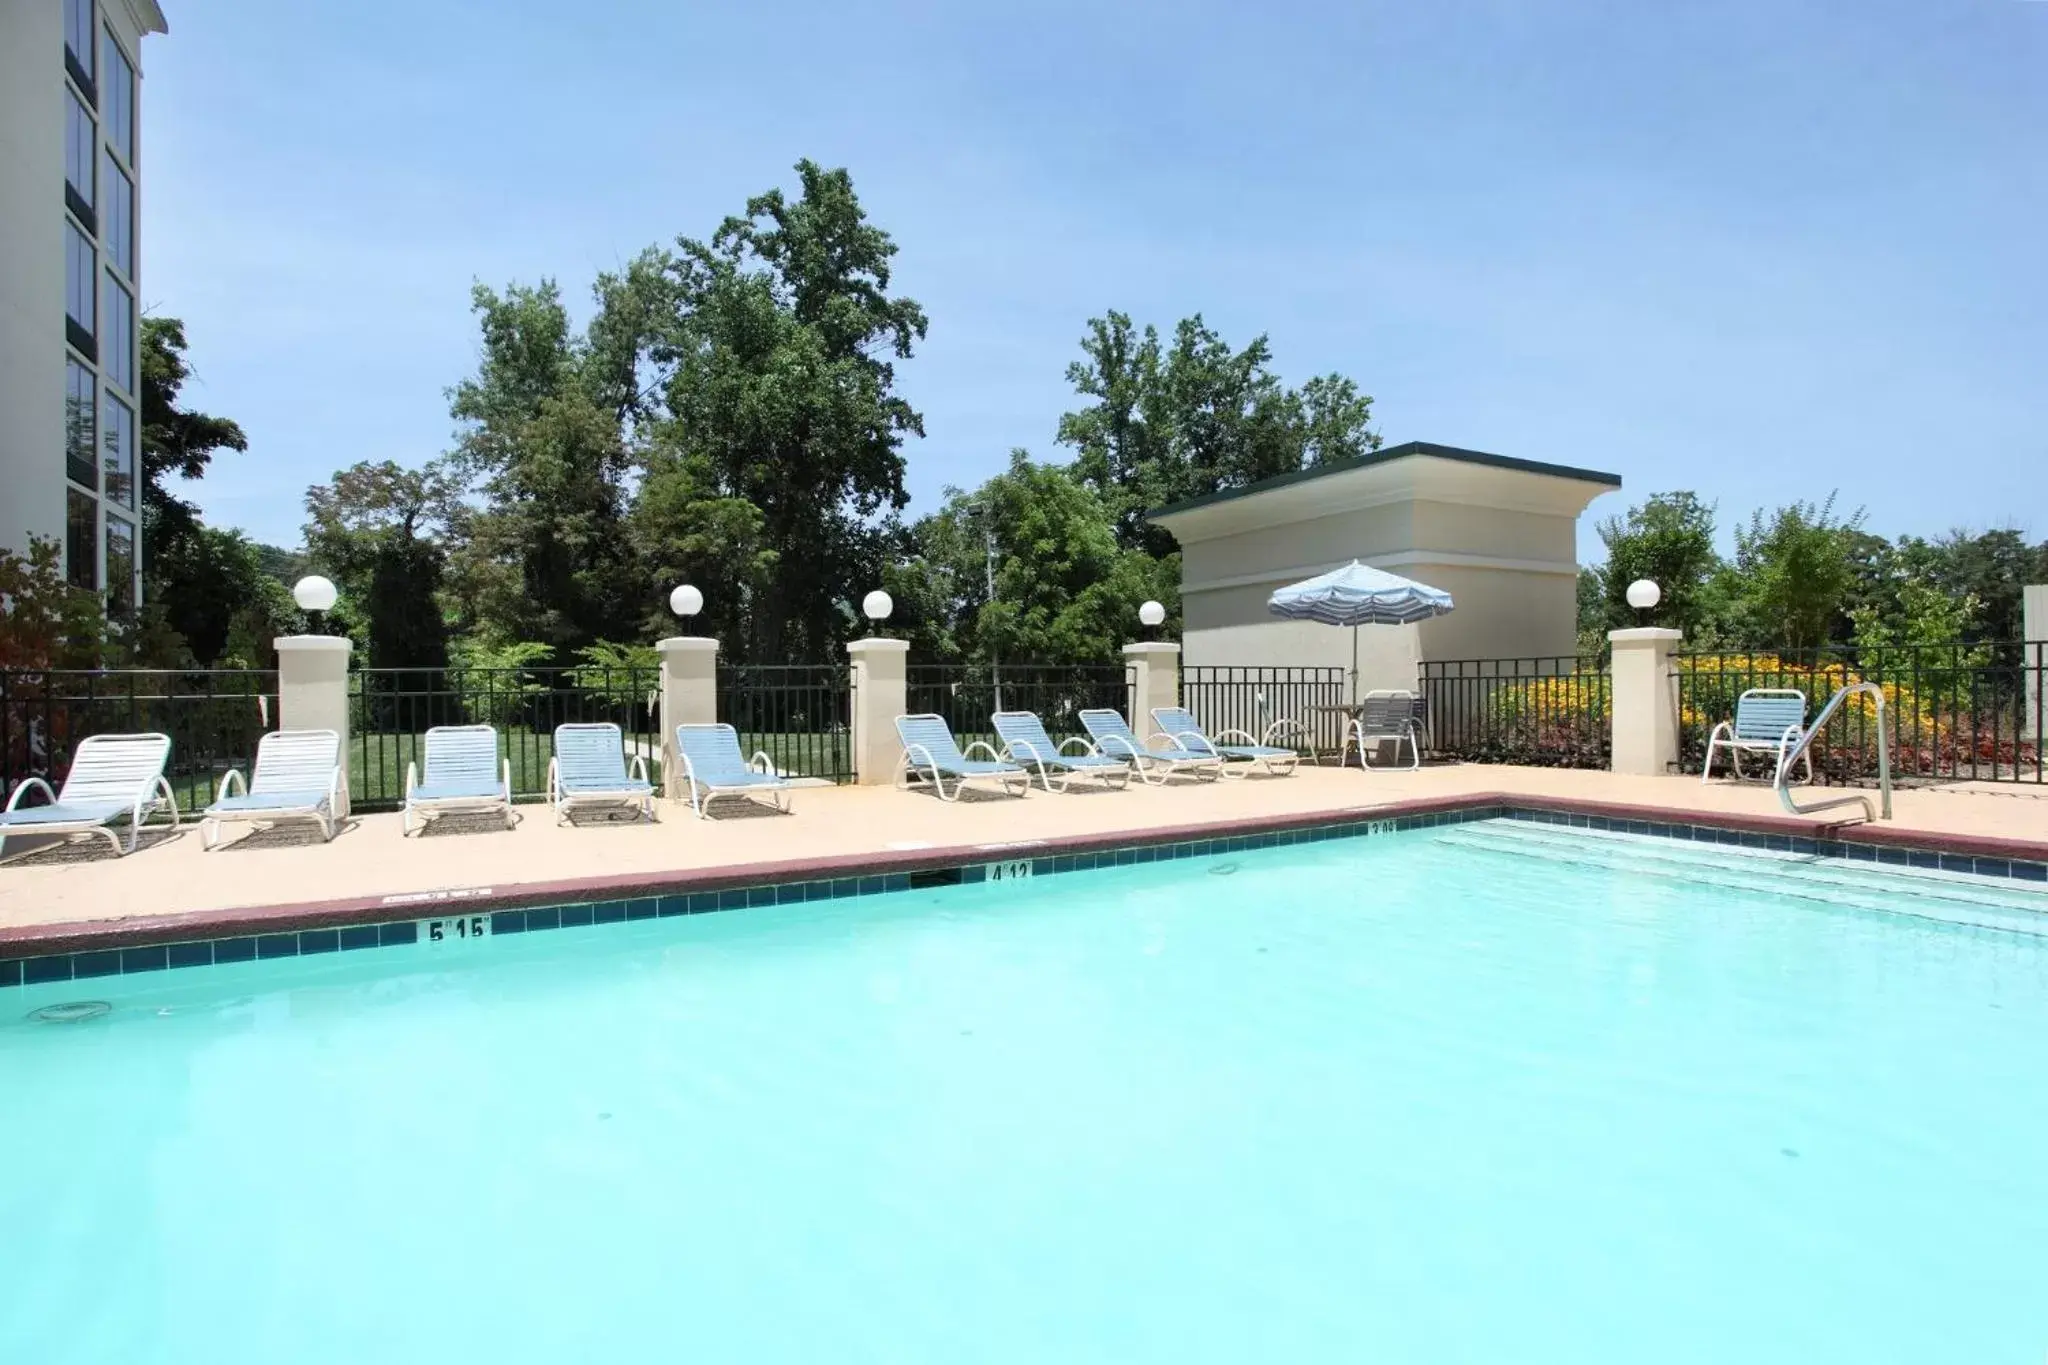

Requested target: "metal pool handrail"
[{"left": 1776, "top": 681, "right": 1892, "bottom": 822}]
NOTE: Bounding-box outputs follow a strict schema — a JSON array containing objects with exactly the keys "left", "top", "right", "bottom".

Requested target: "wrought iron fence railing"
[
  {"left": 1180, "top": 666, "right": 1348, "bottom": 754},
  {"left": 906, "top": 663, "right": 1134, "bottom": 754},
  {"left": 349, "top": 666, "right": 661, "bottom": 810},
  {"left": 1418, "top": 657, "right": 1612, "bottom": 768},
  {"left": 0, "top": 668, "right": 279, "bottom": 815},
  {"left": 717, "top": 664, "right": 855, "bottom": 782},
  {"left": 1674, "top": 644, "right": 2045, "bottom": 785}
]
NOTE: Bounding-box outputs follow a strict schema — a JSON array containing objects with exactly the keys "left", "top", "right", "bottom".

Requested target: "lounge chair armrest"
[
  {"left": 5, "top": 776, "right": 56, "bottom": 812},
  {"left": 629, "top": 753, "right": 650, "bottom": 783},
  {"left": 1262, "top": 717, "right": 1311, "bottom": 747},
  {"left": 1005, "top": 739, "right": 1045, "bottom": 765},
  {"left": 216, "top": 768, "right": 248, "bottom": 804},
  {"left": 961, "top": 740, "right": 1006, "bottom": 764},
  {"left": 750, "top": 750, "right": 776, "bottom": 775},
  {"left": 1212, "top": 728, "right": 1260, "bottom": 746},
  {"left": 1057, "top": 736, "right": 1099, "bottom": 757}
]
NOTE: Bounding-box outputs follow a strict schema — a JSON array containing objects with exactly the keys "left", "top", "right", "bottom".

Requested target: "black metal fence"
[
  {"left": 1675, "top": 644, "right": 2045, "bottom": 785},
  {"left": 906, "top": 663, "right": 1133, "bottom": 752},
  {"left": 0, "top": 668, "right": 278, "bottom": 815},
  {"left": 350, "top": 666, "right": 661, "bottom": 809},
  {"left": 718, "top": 663, "right": 855, "bottom": 782},
  {"left": 1419, "top": 657, "right": 1611, "bottom": 768},
  {"left": 1181, "top": 666, "right": 1348, "bottom": 753}
]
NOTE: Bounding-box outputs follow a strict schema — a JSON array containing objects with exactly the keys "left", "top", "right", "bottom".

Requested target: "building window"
[
  {"left": 103, "top": 28, "right": 135, "bottom": 167},
  {"left": 65, "top": 0, "right": 96, "bottom": 99},
  {"left": 102, "top": 389, "right": 135, "bottom": 508},
  {"left": 103, "top": 274, "right": 134, "bottom": 393},
  {"left": 103, "top": 153, "right": 134, "bottom": 280},
  {"left": 65, "top": 220, "right": 96, "bottom": 358},
  {"left": 67, "top": 358, "right": 97, "bottom": 489},
  {"left": 67, "top": 490, "right": 98, "bottom": 592},
  {"left": 105, "top": 516, "right": 136, "bottom": 618},
  {"left": 66, "top": 90, "right": 96, "bottom": 227}
]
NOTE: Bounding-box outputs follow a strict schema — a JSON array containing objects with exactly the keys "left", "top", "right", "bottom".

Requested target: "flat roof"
[{"left": 1146, "top": 441, "right": 1623, "bottom": 519}]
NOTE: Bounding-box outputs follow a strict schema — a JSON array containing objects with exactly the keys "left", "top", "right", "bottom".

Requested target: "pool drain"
[
  {"left": 1209, "top": 863, "right": 1240, "bottom": 876},
  {"left": 28, "top": 1001, "right": 111, "bottom": 1024}
]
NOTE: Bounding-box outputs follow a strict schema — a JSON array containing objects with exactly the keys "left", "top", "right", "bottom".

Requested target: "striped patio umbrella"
[{"left": 1267, "top": 560, "right": 1454, "bottom": 700}]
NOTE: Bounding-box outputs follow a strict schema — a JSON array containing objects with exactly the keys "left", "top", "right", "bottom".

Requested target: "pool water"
[{"left": 4, "top": 820, "right": 2046, "bottom": 1363}]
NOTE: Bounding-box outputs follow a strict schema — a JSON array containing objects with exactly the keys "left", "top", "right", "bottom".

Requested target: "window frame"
[
  {"left": 66, "top": 356, "right": 98, "bottom": 492},
  {"left": 65, "top": 219, "right": 97, "bottom": 362},
  {"left": 65, "top": 0, "right": 97, "bottom": 106},
  {"left": 104, "top": 514, "right": 137, "bottom": 618},
  {"left": 102, "top": 24, "right": 135, "bottom": 170},
  {"left": 101, "top": 387, "right": 136, "bottom": 510},
  {"left": 67, "top": 489, "right": 99, "bottom": 593},
  {"left": 65, "top": 88, "right": 97, "bottom": 233},
  {"left": 103, "top": 271, "right": 135, "bottom": 395},
  {"left": 102, "top": 150, "right": 134, "bottom": 282}
]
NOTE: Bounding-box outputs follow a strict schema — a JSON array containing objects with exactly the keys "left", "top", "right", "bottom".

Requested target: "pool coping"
[{"left": 4, "top": 789, "right": 2045, "bottom": 983}]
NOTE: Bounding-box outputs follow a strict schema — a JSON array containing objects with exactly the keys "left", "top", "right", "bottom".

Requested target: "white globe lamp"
[
  {"left": 862, "top": 590, "right": 893, "bottom": 625},
  {"left": 669, "top": 583, "right": 704, "bottom": 620},
  {"left": 1138, "top": 599, "right": 1166, "bottom": 627},
  {"left": 1625, "top": 579, "right": 1661, "bottom": 613},
  {"left": 293, "top": 575, "right": 338, "bottom": 633}
]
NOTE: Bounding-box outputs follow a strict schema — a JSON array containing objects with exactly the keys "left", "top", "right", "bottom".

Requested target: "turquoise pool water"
[{"left": 4, "top": 820, "right": 2046, "bottom": 1363}]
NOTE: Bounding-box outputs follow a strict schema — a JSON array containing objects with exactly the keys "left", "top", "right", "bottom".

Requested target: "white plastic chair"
[
  {"left": 547, "top": 722, "right": 654, "bottom": 824},
  {"left": 0, "top": 732, "right": 177, "bottom": 859},
  {"left": 403, "top": 724, "right": 513, "bottom": 835},
  {"left": 1702, "top": 688, "right": 1814, "bottom": 785},
  {"left": 201, "top": 729, "right": 342, "bottom": 849}
]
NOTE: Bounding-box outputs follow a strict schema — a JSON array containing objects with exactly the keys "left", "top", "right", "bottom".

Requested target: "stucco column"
[
  {"left": 655, "top": 637, "right": 719, "bottom": 799},
  {"left": 1607, "top": 627, "right": 1683, "bottom": 777},
  {"left": 2025, "top": 585, "right": 2047, "bottom": 751},
  {"left": 847, "top": 637, "right": 909, "bottom": 785},
  {"left": 274, "top": 635, "right": 353, "bottom": 816},
  {"left": 1124, "top": 641, "right": 1181, "bottom": 742}
]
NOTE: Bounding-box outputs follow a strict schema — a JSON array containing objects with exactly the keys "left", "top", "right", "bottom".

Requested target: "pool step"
[{"left": 1430, "top": 820, "right": 2048, "bottom": 936}]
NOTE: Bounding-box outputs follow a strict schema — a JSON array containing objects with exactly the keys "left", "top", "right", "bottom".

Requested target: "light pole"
[{"left": 293, "top": 575, "right": 338, "bottom": 636}]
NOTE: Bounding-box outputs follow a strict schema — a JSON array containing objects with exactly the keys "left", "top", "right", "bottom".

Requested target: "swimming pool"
[{"left": 4, "top": 817, "right": 2045, "bottom": 1363}]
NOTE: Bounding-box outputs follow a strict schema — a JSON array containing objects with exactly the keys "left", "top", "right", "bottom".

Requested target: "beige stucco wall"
[
  {"left": 1161, "top": 454, "right": 1611, "bottom": 690},
  {"left": 0, "top": 1, "right": 68, "bottom": 563}
]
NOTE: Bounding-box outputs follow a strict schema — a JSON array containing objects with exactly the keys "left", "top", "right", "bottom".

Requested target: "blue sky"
[{"left": 143, "top": 0, "right": 2046, "bottom": 562}]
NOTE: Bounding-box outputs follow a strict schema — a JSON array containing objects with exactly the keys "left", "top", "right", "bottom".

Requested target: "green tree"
[
  {"left": 1590, "top": 492, "right": 1721, "bottom": 637},
  {"left": 444, "top": 281, "right": 643, "bottom": 651},
  {"left": 136, "top": 316, "right": 253, "bottom": 660},
  {"left": 145, "top": 524, "right": 301, "bottom": 667},
  {"left": 303, "top": 460, "right": 454, "bottom": 672},
  {"left": 1727, "top": 494, "right": 1867, "bottom": 653},
  {"left": 0, "top": 536, "right": 107, "bottom": 668},
  {"left": 1059, "top": 311, "right": 1380, "bottom": 555},
  {"left": 604, "top": 160, "right": 930, "bottom": 662},
  {"left": 893, "top": 453, "right": 1175, "bottom": 665}
]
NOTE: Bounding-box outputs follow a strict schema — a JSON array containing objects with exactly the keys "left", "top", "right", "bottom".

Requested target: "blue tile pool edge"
[{"left": 5, "top": 802, "right": 2045, "bottom": 990}]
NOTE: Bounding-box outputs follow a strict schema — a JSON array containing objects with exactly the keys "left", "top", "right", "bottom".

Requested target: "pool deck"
[{"left": 3, "top": 763, "right": 2045, "bottom": 956}]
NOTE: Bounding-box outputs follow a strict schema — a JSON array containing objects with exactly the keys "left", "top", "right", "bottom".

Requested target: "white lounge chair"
[
  {"left": 1702, "top": 688, "right": 1814, "bottom": 785},
  {"left": 403, "top": 724, "right": 513, "bottom": 835},
  {"left": 1340, "top": 691, "right": 1423, "bottom": 771},
  {"left": 671, "top": 723, "right": 794, "bottom": 818},
  {"left": 1150, "top": 705, "right": 1301, "bottom": 777},
  {"left": 1078, "top": 708, "right": 1223, "bottom": 785},
  {"left": 201, "top": 728, "right": 343, "bottom": 849},
  {"left": 547, "top": 722, "right": 654, "bottom": 824},
  {"left": 0, "top": 732, "right": 177, "bottom": 859},
  {"left": 894, "top": 713, "right": 1029, "bottom": 801},
  {"left": 992, "top": 711, "right": 1133, "bottom": 793}
]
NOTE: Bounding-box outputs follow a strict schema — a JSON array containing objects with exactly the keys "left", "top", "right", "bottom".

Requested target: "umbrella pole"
[{"left": 1350, "top": 625, "right": 1359, "bottom": 705}]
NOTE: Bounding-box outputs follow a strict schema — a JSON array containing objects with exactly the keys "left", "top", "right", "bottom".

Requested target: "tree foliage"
[
  {"left": 304, "top": 460, "right": 453, "bottom": 670},
  {"left": 1058, "top": 311, "right": 1379, "bottom": 555}
]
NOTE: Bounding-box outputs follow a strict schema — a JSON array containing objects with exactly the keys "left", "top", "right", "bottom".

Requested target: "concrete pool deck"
[{"left": 3, "top": 763, "right": 2045, "bottom": 955}]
